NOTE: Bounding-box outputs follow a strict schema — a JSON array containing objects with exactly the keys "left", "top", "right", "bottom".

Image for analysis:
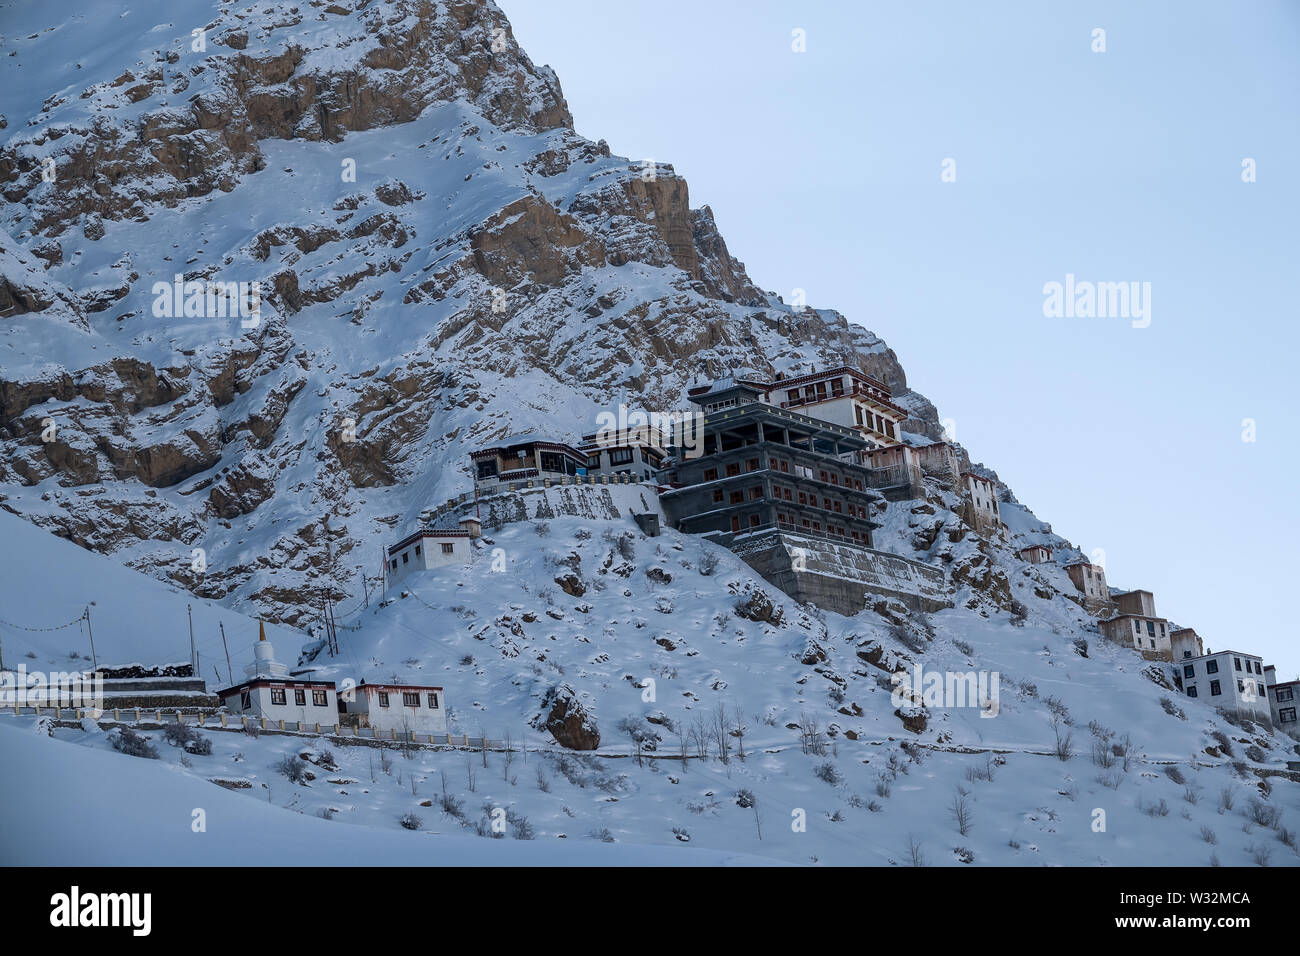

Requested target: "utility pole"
[
  {"left": 218, "top": 620, "right": 233, "bottom": 684},
  {"left": 84, "top": 606, "right": 98, "bottom": 672},
  {"left": 187, "top": 604, "right": 197, "bottom": 676},
  {"left": 380, "top": 547, "right": 387, "bottom": 603}
]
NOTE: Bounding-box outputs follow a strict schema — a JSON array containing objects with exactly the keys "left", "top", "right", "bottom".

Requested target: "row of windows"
[
  {"left": 375, "top": 690, "right": 440, "bottom": 710},
  {"left": 243, "top": 687, "right": 330, "bottom": 709},
  {"left": 711, "top": 484, "right": 867, "bottom": 518},
  {"left": 1184, "top": 656, "right": 1262, "bottom": 680},
  {"left": 1185, "top": 679, "right": 1265, "bottom": 699},
  {"left": 853, "top": 403, "right": 898, "bottom": 439},
  {"left": 389, "top": 542, "right": 456, "bottom": 569},
  {"left": 1234, "top": 657, "right": 1263, "bottom": 675},
  {"left": 1133, "top": 619, "right": 1166, "bottom": 638},
  {"left": 702, "top": 459, "right": 866, "bottom": 492},
  {"left": 776, "top": 514, "right": 864, "bottom": 541}
]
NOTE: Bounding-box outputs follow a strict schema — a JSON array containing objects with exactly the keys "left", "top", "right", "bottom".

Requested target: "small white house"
[
  {"left": 1016, "top": 544, "right": 1052, "bottom": 564},
  {"left": 1179, "top": 649, "right": 1271, "bottom": 723},
  {"left": 341, "top": 681, "right": 447, "bottom": 736},
  {"left": 215, "top": 622, "right": 337, "bottom": 727},
  {"left": 386, "top": 528, "right": 472, "bottom": 587}
]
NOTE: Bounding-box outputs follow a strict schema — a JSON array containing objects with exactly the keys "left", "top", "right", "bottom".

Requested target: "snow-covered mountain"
[
  {"left": 1, "top": 0, "right": 937, "bottom": 622},
  {"left": 1, "top": 0, "right": 1297, "bottom": 867}
]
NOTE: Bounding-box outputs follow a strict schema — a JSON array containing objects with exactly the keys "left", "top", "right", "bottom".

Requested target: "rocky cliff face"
[{"left": 0, "top": 0, "right": 941, "bottom": 623}]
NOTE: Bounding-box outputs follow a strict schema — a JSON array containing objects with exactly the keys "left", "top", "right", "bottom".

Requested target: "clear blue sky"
[{"left": 499, "top": 0, "right": 1300, "bottom": 676}]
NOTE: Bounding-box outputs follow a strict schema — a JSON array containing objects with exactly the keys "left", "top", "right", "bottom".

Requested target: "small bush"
[
  {"left": 735, "top": 788, "right": 756, "bottom": 809},
  {"left": 1164, "top": 765, "right": 1187, "bottom": 785},
  {"left": 1142, "top": 798, "right": 1170, "bottom": 818},
  {"left": 1248, "top": 799, "right": 1280, "bottom": 829},
  {"left": 277, "top": 755, "right": 309, "bottom": 784},
  {"left": 591, "top": 827, "right": 615, "bottom": 843},
  {"left": 1091, "top": 741, "right": 1115, "bottom": 768},
  {"left": 953, "top": 639, "right": 973, "bottom": 657},
  {"left": 506, "top": 808, "right": 534, "bottom": 840},
  {"left": 698, "top": 551, "right": 720, "bottom": 576},
  {"left": 110, "top": 728, "right": 158, "bottom": 760},
  {"left": 399, "top": 812, "right": 423, "bottom": 831},
  {"left": 814, "top": 762, "right": 843, "bottom": 785},
  {"left": 1245, "top": 745, "right": 1266, "bottom": 763},
  {"left": 1159, "top": 697, "right": 1185, "bottom": 720},
  {"left": 1200, "top": 826, "right": 1217, "bottom": 845}
]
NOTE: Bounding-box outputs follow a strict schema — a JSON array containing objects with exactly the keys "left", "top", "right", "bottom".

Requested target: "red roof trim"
[{"left": 216, "top": 677, "right": 337, "bottom": 697}]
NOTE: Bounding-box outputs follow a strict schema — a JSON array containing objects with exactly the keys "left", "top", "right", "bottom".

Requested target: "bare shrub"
[
  {"left": 950, "top": 786, "right": 973, "bottom": 836},
  {"left": 1248, "top": 799, "right": 1280, "bottom": 829},
  {"left": 277, "top": 755, "right": 309, "bottom": 784},
  {"left": 1200, "top": 826, "right": 1217, "bottom": 845},
  {"left": 905, "top": 833, "right": 926, "bottom": 867},
  {"left": 1052, "top": 718, "right": 1074, "bottom": 761},
  {"left": 1091, "top": 740, "right": 1116, "bottom": 768},
  {"left": 111, "top": 728, "right": 159, "bottom": 759},
  {"left": 399, "top": 812, "right": 423, "bottom": 831},
  {"left": 815, "top": 762, "right": 843, "bottom": 785},
  {"left": 1141, "top": 798, "right": 1169, "bottom": 817},
  {"left": 1164, "top": 765, "right": 1187, "bottom": 785}
]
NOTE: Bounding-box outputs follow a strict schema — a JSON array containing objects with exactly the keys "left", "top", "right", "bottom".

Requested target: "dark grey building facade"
[{"left": 658, "top": 381, "right": 883, "bottom": 548}]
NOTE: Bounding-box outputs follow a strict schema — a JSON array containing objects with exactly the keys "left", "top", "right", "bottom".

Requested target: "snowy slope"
[
  {"left": 0, "top": 507, "right": 298, "bottom": 675},
  {"left": 0, "top": 721, "right": 776, "bottom": 866},
  {"left": 3, "top": 501, "right": 1298, "bottom": 866}
]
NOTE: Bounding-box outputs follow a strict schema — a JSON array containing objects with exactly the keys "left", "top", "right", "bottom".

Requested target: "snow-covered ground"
[{"left": 3, "top": 502, "right": 1297, "bottom": 866}]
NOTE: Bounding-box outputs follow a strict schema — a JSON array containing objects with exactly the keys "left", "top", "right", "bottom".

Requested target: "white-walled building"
[
  {"left": 386, "top": 528, "right": 472, "bottom": 587},
  {"left": 764, "top": 367, "right": 907, "bottom": 448},
  {"left": 1170, "top": 627, "right": 1205, "bottom": 661},
  {"left": 215, "top": 622, "right": 337, "bottom": 726},
  {"left": 961, "top": 471, "right": 1002, "bottom": 534},
  {"left": 1179, "top": 649, "right": 1271, "bottom": 723},
  {"left": 580, "top": 430, "right": 667, "bottom": 482},
  {"left": 1016, "top": 544, "right": 1053, "bottom": 564},
  {"left": 685, "top": 367, "right": 909, "bottom": 450},
  {"left": 341, "top": 681, "right": 447, "bottom": 736}
]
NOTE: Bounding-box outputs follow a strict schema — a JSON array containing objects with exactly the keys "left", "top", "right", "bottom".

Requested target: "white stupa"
[{"left": 244, "top": 620, "right": 288, "bottom": 679}]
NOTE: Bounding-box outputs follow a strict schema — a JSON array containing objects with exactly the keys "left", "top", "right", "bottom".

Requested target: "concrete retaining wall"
[{"left": 730, "top": 529, "right": 952, "bottom": 616}]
